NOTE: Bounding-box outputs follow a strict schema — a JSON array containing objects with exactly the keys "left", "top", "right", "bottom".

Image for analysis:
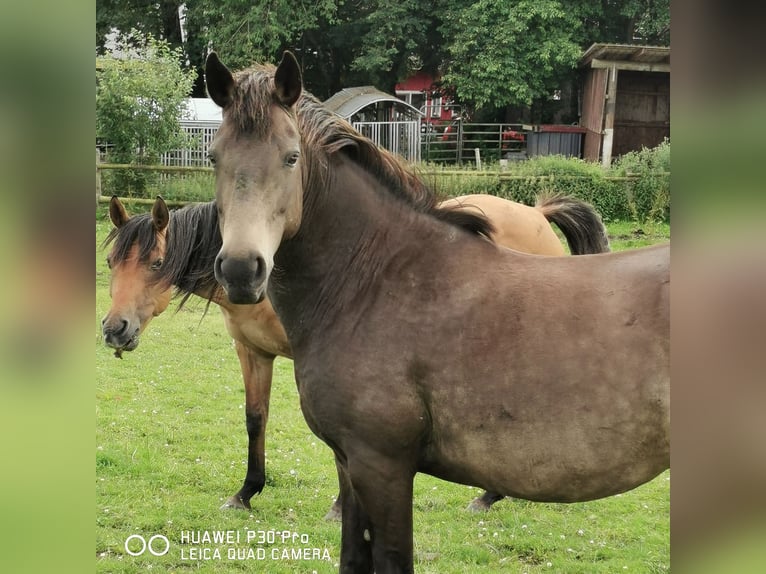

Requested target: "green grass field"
[{"left": 96, "top": 216, "right": 670, "bottom": 573}]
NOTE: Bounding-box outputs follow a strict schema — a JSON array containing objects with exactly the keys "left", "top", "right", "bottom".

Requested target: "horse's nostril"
[
  {"left": 214, "top": 254, "right": 225, "bottom": 283},
  {"left": 253, "top": 256, "right": 266, "bottom": 282}
]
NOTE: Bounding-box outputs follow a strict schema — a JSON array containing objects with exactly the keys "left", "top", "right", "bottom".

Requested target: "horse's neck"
[
  {"left": 271, "top": 158, "right": 426, "bottom": 342},
  {"left": 269, "top": 159, "right": 404, "bottom": 335}
]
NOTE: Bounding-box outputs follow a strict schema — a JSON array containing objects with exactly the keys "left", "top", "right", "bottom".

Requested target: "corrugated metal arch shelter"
[
  {"left": 579, "top": 43, "right": 670, "bottom": 166},
  {"left": 324, "top": 86, "right": 422, "bottom": 121},
  {"left": 324, "top": 86, "right": 423, "bottom": 162}
]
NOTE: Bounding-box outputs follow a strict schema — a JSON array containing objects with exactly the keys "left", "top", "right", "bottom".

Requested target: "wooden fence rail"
[
  {"left": 96, "top": 162, "right": 668, "bottom": 180},
  {"left": 96, "top": 161, "right": 668, "bottom": 209}
]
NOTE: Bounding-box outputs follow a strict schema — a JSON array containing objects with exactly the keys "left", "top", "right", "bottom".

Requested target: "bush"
[
  {"left": 610, "top": 138, "right": 670, "bottom": 222},
  {"left": 96, "top": 31, "right": 197, "bottom": 194},
  {"left": 439, "top": 142, "right": 671, "bottom": 223},
  {"left": 495, "top": 155, "right": 631, "bottom": 222}
]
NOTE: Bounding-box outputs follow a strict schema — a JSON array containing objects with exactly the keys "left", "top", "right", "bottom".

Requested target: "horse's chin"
[
  {"left": 111, "top": 335, "right": 139, "bottom": 359},
  {"left": 225, "top": 284, "right": 266, "bottom": 305}
]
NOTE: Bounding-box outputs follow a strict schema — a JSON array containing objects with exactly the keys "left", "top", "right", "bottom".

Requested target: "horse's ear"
[
  {"left": 274, "top": 51, "right": 302, "bottom": 107},
  {"left": 152, "top": 196, "right": 169, "bottom": 232},
  {"left": 205, "top": 52, "right": 235, "bottom": 109},
  {"left": 109, "top": 196, "right": 130, "bottom": 228}
]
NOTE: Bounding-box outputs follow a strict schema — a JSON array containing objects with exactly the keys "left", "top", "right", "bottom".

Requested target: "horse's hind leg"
[
  {"left": 467, "top": 490, "right": 506, "bottom": 512},
  {"left": 222, "top": 343, "right": 275, "bottom": 510}
]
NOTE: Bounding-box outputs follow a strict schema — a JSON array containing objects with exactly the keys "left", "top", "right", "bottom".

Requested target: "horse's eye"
[
  {"left": 106, "top": 257, "right": 112, "bottom": 270},
  {"left": 207, "top": 152, "right": 217, "bottom": 166},
  {"left": 151, "top": 258, "right": 163, "bottom": 271},
  {"left": 285, "top": 152, "right": 300, "bottom": 167}
]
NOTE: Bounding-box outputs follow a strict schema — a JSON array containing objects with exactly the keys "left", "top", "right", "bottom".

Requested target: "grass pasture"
[{"left": 96, "top": 217, "right": 670, "bottom": 573}]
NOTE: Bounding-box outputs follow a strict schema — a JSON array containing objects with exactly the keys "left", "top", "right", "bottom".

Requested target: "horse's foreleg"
[
  {"left": 222, "top": 342, "right": 275, "bottom": 510},
  {"left": 337, "top": 456, "right": 373, "bottom": 574},
  {"left": 344, "top": 453, "right": 415, "bottom": 574}
]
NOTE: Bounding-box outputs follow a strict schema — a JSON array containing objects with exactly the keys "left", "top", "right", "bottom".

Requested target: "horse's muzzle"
[
  {"left": 101, "top": 316, "right": 139, "bottom": 352},
  {"left": 214, "top": 252, "right": 268, "bottom": 305}
]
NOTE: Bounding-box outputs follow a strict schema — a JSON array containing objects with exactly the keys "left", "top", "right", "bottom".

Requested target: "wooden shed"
[{"left": 579, "top": 43, "right": 670, "bottom": 166}]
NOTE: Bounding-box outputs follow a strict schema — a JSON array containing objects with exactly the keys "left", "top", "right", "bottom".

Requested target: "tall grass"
[
  {"left": 100, "top": 141, "right": 670, "bottom": 224},
  {"left": 96, "top": 219, "right": 668, "bottom": 573},
  {"left": 100, "top": 170, "right": 216, "bottom": 203}
]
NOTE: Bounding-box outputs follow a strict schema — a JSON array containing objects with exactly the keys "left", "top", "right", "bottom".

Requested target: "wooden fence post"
[{"left": 96, "top": 148, "right": 102, "bottom": 207}]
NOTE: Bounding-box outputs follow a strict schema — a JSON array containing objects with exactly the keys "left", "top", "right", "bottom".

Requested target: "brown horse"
[
  {"left": 102, "top": 189, "right": 609, "bottom": 516},
  {"left": 205, "top": 51, "right": 669, "bottom": 573}
]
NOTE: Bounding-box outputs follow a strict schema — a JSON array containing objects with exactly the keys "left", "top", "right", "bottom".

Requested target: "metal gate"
[{"left": 352, "top": 120, "right": 421, "bottom": 162}]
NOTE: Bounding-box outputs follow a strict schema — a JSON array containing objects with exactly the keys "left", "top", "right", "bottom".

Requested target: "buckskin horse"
[
  {"left": 204, "top": 51, "right": 669, "bottom": 574},
  {"left": 102, "top": 189, "right": 609, "bottom": 518}
]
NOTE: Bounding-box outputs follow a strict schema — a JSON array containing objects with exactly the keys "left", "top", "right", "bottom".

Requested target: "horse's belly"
[{"left": 422, "top": 391, "right": 669, "bottom": 502}]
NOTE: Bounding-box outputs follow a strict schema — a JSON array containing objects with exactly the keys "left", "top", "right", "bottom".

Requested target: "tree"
[
  {"left": 620, "top": 0, "right": 670, "bottom": 44},
  {"left": 441, "top": 0, "right": 582, "bottom": 114},
  {"left": 96, "top": 31, "right": 196, "bottom": 191},
  {"left": 96, "top": 0, "right": 184, "bottom": 53},
  {"left": 346, "top": 0, "right": 443, "bottom": 93},
  {"left": 184, "top": 0, "right": 337, "bottom": 71},
  {"left": 95, "top": 0, "right": 669, "bottom": 116}
]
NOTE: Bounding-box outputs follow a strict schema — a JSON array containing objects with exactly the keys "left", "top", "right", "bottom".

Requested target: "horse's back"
[{"left": 440, "top": 194, "right": 566, "bottom": 256}]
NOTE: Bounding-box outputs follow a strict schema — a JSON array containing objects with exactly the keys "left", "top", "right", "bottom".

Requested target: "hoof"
[
  {"left": 221, "top": 495, "right": 251, "bottom": 510},
  {"left": 323, "top": 501, "right": 342, "bottom": 522},
  {"left": 466, "top": 497, "right": 492, "bottom": 512}
]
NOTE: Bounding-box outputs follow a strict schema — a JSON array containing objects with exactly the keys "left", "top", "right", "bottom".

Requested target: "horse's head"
[
  {"left": 205, "top": 51, "right": 304, "bottom": 305},
  {"left": 101, "top": 196, "right": 173, "bottom": 356}
]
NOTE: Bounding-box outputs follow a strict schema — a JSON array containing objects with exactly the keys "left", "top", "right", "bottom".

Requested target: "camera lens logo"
[{"left": 124, "top": 534, "right": 170, "bottom": 556}]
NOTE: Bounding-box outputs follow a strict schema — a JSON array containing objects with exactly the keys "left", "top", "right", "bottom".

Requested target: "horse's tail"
[{"left": 535, "top": 194, "right": 610, "bottom": 255}]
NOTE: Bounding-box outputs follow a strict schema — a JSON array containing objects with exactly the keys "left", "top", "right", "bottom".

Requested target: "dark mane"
[
  {"left": 227, "top": 65, "right": 495, "bottom": 240},
  {"left": 104, "top": 202, "right": 221, "bottom": 301}
]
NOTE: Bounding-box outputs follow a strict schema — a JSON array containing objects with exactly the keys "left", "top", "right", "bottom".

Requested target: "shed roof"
[
  {"left": 182, "top": 98, "right": 223, "bottom": 123},
  {"left": 323, "top": 86, "right": 422, "bottom": 119},
  {"left": 579, "top": 43, "right": 670, "bottom": 72}
]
